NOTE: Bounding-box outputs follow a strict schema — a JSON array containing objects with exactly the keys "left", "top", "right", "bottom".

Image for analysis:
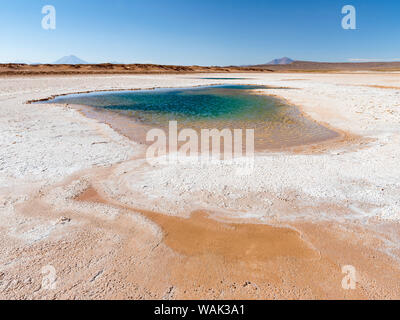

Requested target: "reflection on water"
[{"left": 46, "top": 85, "right": 338, "bottom": 150}]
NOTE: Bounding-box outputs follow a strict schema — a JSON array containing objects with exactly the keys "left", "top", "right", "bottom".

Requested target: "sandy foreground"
[{"left": 0, "top": 73, "right": 399, "bottom": 299}]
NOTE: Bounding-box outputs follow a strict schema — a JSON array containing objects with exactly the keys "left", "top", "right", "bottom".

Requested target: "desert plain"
[{"left": 0, "top": 72, "right": 399, "bottom": 299}]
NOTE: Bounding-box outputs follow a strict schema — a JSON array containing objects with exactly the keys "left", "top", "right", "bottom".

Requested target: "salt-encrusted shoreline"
[{"left": 1, "top": 73, "right": 400, "bottom": 299}]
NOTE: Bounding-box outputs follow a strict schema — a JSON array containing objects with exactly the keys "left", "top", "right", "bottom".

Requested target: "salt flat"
[{"left": 1, "top": 73, "right": 399, "bottom": 299}]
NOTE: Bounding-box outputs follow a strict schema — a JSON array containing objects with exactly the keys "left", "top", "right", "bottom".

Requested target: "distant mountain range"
[
  {"left": 53, "top": 55, "right": 89, "bottom": 64},
  {"left": 266, "top": 57, "right": 294, "bottom": 65},
  {"left": 4, "top": 56, "right": 293, "bottom": 66}
]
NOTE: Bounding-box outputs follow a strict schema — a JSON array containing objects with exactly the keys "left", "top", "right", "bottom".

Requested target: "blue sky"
[{"left": 0, "top": 0, "right": 399, "bottom": 65}]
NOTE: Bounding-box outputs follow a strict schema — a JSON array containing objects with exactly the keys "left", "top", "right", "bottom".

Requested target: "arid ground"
[
  {"left": 2, "top": 61, "right": 400, "bottom": 76},
  {"left": 0, "top": 72, "right": 399, "bottom": 299}
]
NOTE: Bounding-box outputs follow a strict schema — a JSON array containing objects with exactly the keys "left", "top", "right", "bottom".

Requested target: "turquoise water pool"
[{"left": 46, "top": 85, "right": 338, "bottom": 149}]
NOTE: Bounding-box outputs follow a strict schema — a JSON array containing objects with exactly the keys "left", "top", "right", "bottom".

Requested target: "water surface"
[{"left": 46, "top": 85, "right": 338, "bottom": 150}]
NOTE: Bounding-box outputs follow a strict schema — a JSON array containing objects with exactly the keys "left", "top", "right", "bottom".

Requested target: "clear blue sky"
[{"left": 0, "top": 0, "right": 399, "bottom": 65}]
